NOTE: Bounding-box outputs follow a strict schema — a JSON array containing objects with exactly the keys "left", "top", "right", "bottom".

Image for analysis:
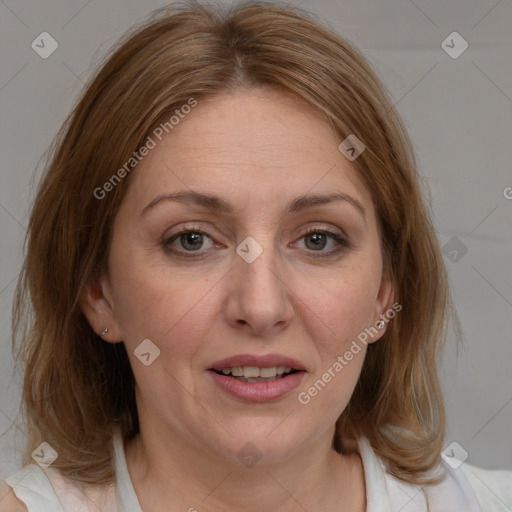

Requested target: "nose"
[{"left": 223, "top": 244, "right": 294, "bottom": 337}]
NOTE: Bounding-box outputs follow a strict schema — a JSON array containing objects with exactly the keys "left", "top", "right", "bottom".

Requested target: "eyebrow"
[{"left": 141, "top": 191, "right": 366, "bottom": 222}]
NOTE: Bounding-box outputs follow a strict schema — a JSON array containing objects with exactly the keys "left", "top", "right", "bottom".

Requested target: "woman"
[{"left": 2, "top": 1, "right": 511, "bottom": 510}]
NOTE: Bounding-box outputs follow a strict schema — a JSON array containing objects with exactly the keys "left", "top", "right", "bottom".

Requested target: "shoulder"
[
  {"left": 460, "top": 463, "right": 512, "bottom": 510},
  {"left": 3, "top": 462, "right": 118, "bottom": 512},
  {"left": 0, "top": 479, "right": 28, "bottom": 511},
  {"left": 384, "top": 460, "right": 512, "bottom": 511},
  {"left": 1, "top": 464, "right": 64, "bottom": 512},
  {"left": 356, "top": 436, "right": 512, "bottom": 511}
]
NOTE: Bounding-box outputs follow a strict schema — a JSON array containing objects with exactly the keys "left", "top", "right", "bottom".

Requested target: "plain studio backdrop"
[{"left": 0, "top": 0, "right": 511, "bottom": 479}]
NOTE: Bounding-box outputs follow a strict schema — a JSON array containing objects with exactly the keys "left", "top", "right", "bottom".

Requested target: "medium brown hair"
[{"left": 13, "top": 0, "right": 458, "bottom": 485}]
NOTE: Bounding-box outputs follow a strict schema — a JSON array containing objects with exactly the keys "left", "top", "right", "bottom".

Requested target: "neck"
[{"left": 124, "top": 421, "right": 366, "bottom": 512}]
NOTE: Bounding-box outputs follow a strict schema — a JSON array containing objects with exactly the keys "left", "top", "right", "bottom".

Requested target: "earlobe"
[{"left": 79, "top": 274, "right": 123, "bottom": 343}]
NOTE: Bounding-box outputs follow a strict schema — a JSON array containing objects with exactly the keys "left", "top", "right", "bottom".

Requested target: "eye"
[
  {"left": 162, "top": 226, "right": 349, "bottom": 258},
  {"left": 293, "top": 228, "right": 350, "bottom": 256},
  {"left": 163, "top": 228, "right": 216, "bottom": 255}
]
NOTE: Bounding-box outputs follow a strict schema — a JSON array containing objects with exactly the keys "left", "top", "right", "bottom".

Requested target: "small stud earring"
[
  {"left": 376, "top": 320, "right": 385, "bottom": 329},
  {"left": 101, "top": 328, "right": 109, "bottom": 336}
]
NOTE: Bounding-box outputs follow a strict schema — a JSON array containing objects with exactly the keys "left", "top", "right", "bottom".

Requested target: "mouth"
[
  {"left": 210, "top": 365, "right": 300, "bottom": 383},
  {"left": 207, "top": 354, "right": 306, "bottom": 402}
]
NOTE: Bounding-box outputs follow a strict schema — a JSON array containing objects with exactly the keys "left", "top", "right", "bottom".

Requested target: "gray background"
[{"left": 1, "top": 0, "right": 511, "bottom": 480}]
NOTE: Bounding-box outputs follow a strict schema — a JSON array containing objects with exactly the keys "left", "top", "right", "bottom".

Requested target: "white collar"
[{"left": 114, "top": 432, "right": 143, "bottom": 512}]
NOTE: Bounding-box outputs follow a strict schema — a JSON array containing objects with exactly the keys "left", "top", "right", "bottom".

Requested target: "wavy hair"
[{"left": 12, "top": 0, "right": 459, "bottom": 485}]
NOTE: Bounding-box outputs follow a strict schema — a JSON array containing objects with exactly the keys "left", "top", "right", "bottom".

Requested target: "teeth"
[
  {"left": 231, "top": 367, "right": 244, "bottom": 377},
  {"left": 243, "top": 366, "right": 260, "bottom": 378},
  {"left": 260, "top": 367, "right": 278, "bottom": 378},
  {"left": 219, "top": 366, "right": 294, "bottom": 378}
]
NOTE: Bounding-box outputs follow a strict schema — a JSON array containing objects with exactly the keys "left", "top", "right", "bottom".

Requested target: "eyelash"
[{"left": 162, "top": 225, "right": 351, "bottom": 259}]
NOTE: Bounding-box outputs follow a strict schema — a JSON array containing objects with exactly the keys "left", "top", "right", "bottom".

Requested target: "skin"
[
  {"left": 0, "top": 482, "right": 27, "bottom": 511},
  {"left": 81, "top": 87, "right": 394, "bottom": 512}
]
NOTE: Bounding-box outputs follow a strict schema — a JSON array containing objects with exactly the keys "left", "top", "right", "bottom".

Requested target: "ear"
[
  {"left": 369, "top": 270, "right": 396, "bottom": 344},
  {"left": 80, "top": 271, "right": 123, "bottom": 343}
]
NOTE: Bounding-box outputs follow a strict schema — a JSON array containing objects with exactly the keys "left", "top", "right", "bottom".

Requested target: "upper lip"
[{"left": 209, "top": 353, "right": 306, "bottom": 372}]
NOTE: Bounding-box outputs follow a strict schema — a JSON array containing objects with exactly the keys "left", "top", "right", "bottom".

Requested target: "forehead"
[{"left": 122, "top": 87, "right": 374, "bottom": 215}]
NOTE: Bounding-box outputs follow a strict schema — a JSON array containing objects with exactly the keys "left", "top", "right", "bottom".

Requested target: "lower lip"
[{"left": 208, "top": 370, "right": 305, "bottom": 402}]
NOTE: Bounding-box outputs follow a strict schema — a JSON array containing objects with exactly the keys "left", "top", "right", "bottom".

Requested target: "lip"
[
  {"left": 207, "top": 353, "right": 307, "bottom": 403},
  {"left": 209, "top": 353, "right": 306, "bottom": 372},
  {"left": 208, "top": 369, "right": 305, "bottom": 403}
]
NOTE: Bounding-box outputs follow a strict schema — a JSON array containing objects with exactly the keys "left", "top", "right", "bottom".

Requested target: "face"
[{"left": 84, "top": 87, "right": 393, "bottom": 464}]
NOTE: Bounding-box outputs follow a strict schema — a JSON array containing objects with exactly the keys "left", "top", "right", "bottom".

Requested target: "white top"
[{"left": 5, "top": 433, "right": 512, "bottom": 511}]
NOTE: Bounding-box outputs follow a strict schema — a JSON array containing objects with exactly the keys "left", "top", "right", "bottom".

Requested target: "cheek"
[
  {"left": 296, "top": 265, "right": 380, "bottom": 413},
  {"left": 299, "top": 271, "right": 379, "bottom": 355},
  {"left": 109, "top": 250, "right": 219, "bottom": 353}
]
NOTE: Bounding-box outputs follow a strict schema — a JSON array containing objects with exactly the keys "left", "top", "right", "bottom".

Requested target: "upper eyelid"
[{"left": 166, "top": 224, "right": 344, "bottom": 241}]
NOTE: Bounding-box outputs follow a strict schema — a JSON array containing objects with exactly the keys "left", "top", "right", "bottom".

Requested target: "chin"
[{"left": 200, "top": 421, "right": 316, "bottom": 466}]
